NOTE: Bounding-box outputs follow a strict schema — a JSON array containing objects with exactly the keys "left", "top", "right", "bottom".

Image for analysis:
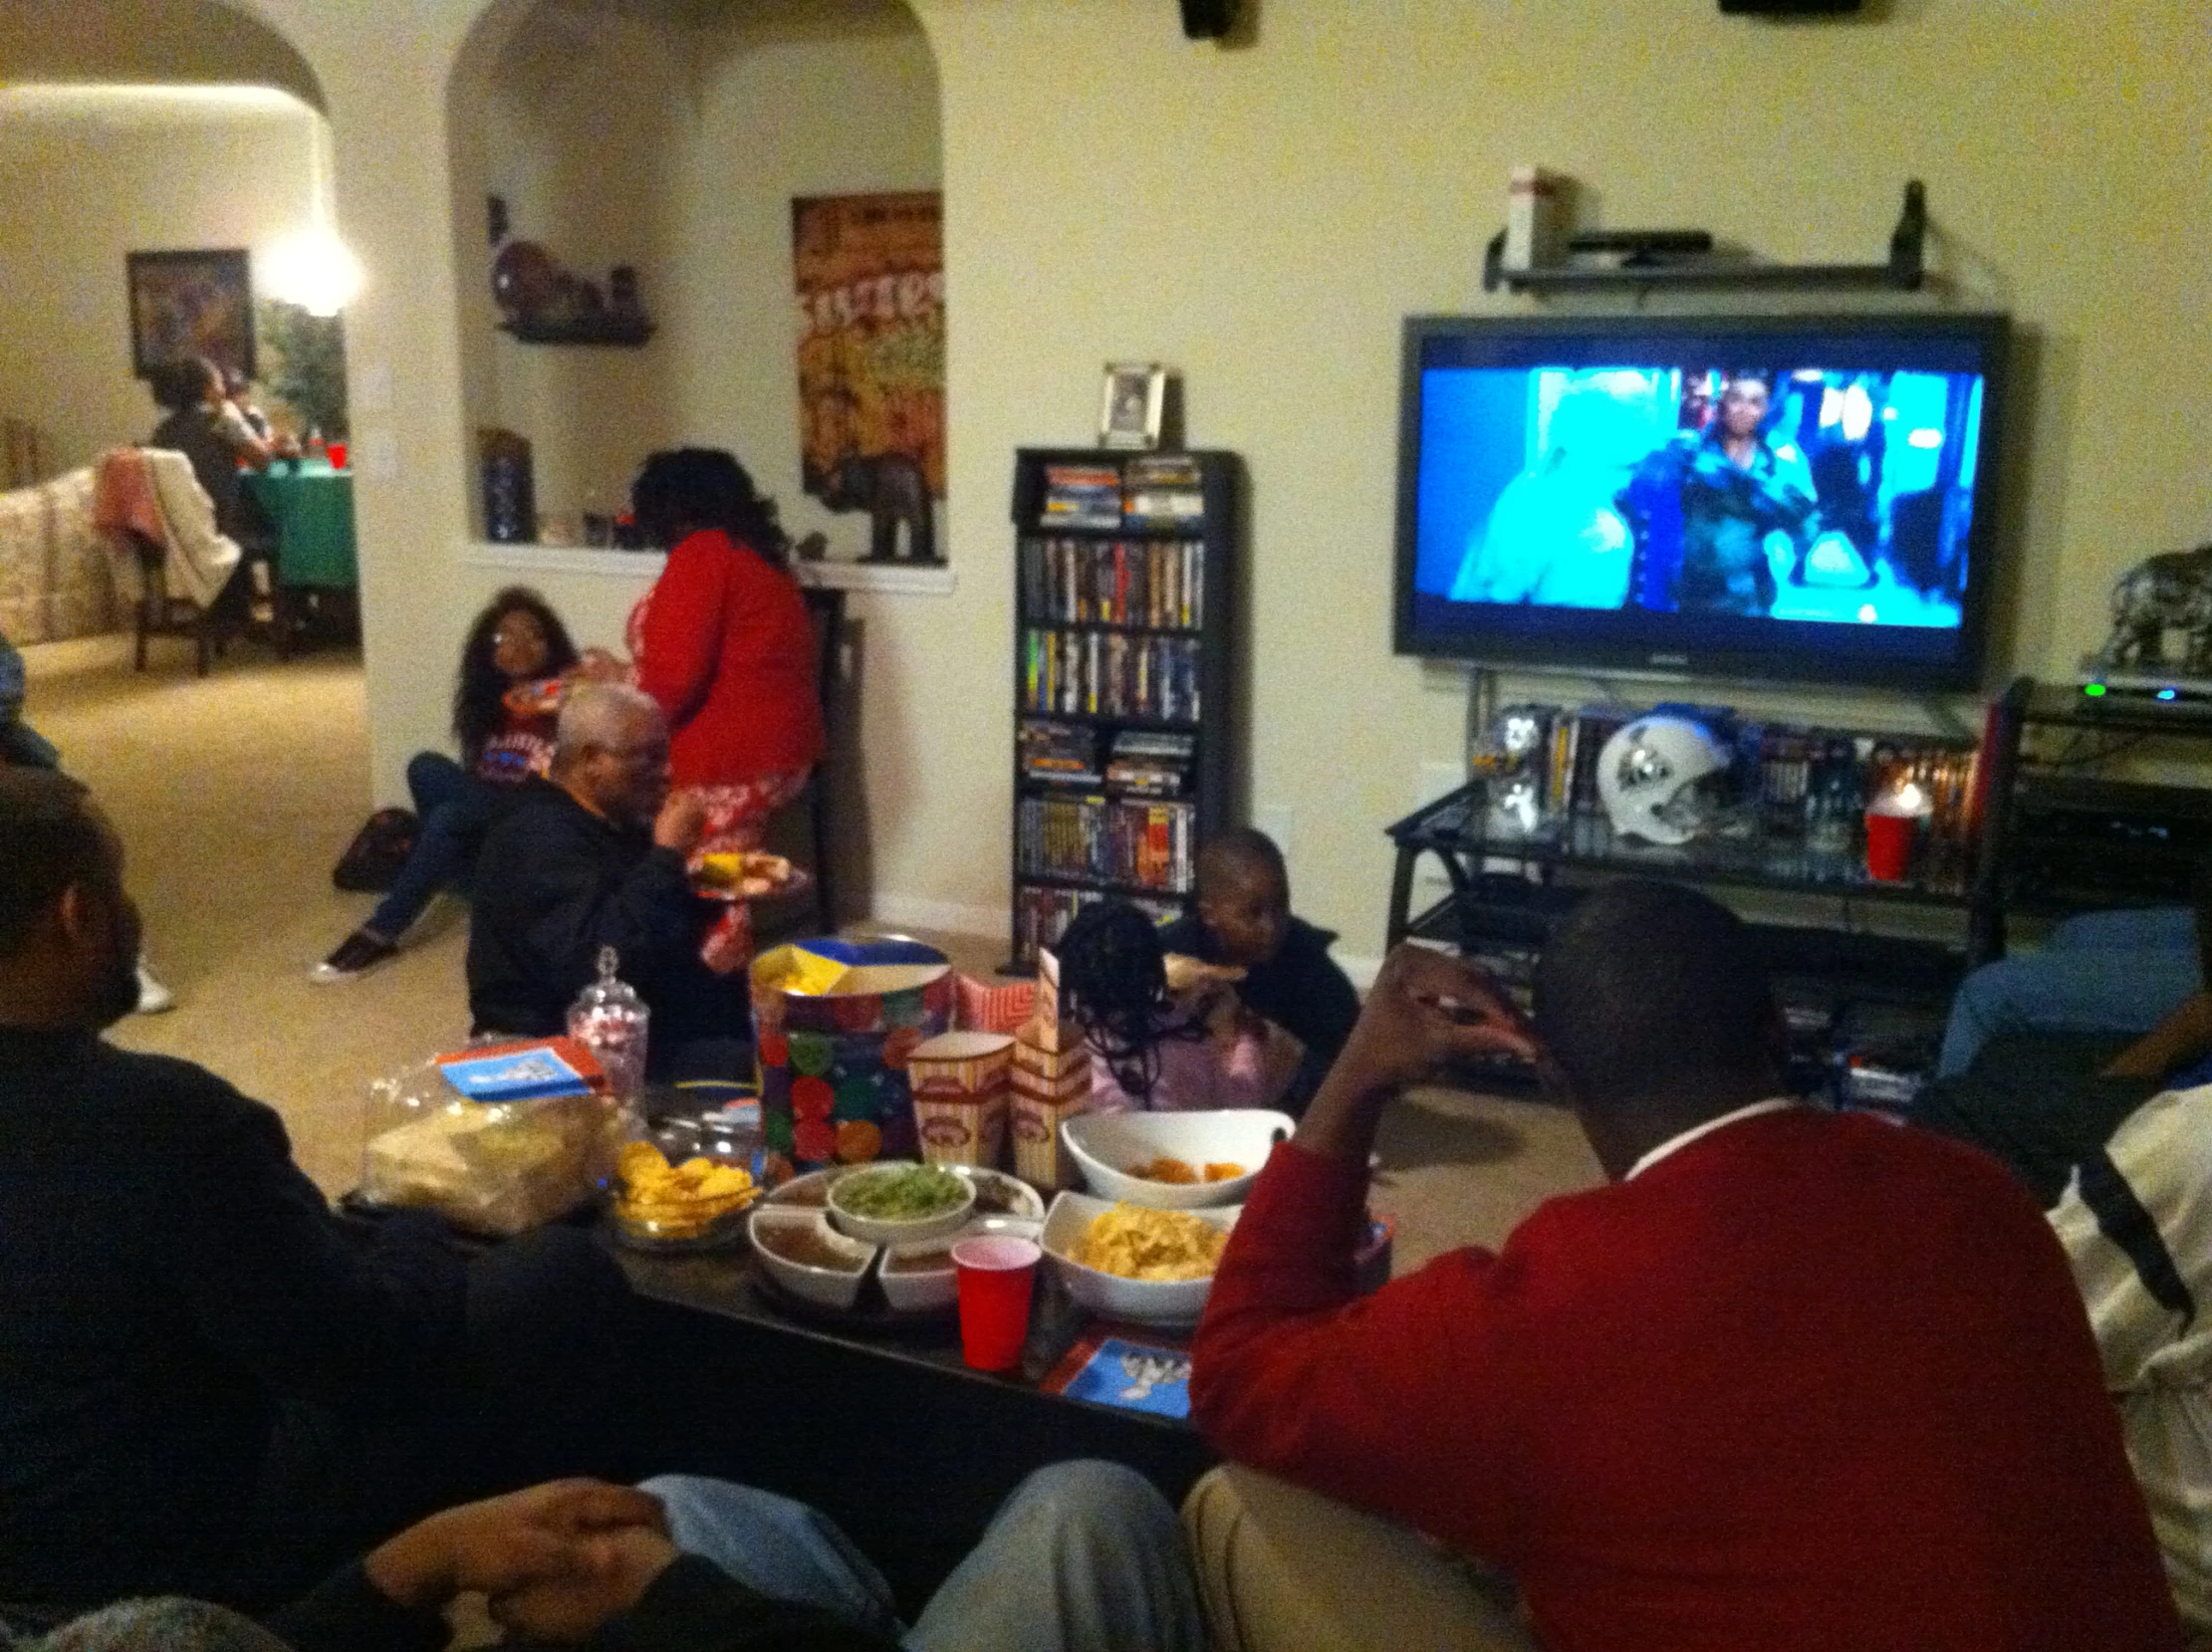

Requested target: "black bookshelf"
[{"left": 1006, "top": 448, "right": 1237, "bottom": 969}]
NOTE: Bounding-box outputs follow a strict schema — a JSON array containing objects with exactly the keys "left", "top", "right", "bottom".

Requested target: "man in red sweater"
[{"left": 1189, "top": 878, "right": 2181, "bottom": 1651}]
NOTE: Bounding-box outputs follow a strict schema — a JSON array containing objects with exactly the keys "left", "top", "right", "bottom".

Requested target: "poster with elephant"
[{"left": 792, "top": 192, "right": 944, "bottom": 563}]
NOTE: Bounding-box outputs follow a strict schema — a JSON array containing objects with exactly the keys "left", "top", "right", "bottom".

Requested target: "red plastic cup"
[
  {"left": 1863, "top": 809, "right": 1916, "bottom": 881},
  {"left": 951, "top": 1235, "right": 1040, "bottom": 1371},
  {"left": 325, "top": 441, "right": 349, "bottom": 470}
]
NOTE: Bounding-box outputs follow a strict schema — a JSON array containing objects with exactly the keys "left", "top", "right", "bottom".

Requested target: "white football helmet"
[{"left": 1597, "top": 716, "right": 1732, "bottom": 845}]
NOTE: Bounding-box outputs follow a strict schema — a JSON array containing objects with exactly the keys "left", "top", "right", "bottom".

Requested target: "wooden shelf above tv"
[
  {"left": 496, "top": 316, "right": 655, "bottom": 347},
  {"left": 1483, "top": 180, "right": 1926, "bottom": 296}
]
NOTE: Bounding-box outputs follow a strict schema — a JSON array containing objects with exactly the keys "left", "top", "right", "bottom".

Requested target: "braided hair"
[{"left": 1055, "top": 901, "right": 1204, "bottom": 1104}]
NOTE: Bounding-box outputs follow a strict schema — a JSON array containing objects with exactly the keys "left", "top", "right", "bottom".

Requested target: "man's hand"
[
  {"left": 489, "top": 1524, "right": 682, "bottom": 1645},
  {"left": 1296, "top": 945, "right": 1537, "bottom": 1164},
  {"left": 652, "top": 791, "right": 709, "bottom": 857},
  {"left": 361, "top": 1480, "right": 668, "bottom": 1615}
]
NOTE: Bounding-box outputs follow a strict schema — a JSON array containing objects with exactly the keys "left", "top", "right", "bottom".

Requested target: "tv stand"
[{"left": 1482, "top": 180, "right": 1926, "bottom": 295}]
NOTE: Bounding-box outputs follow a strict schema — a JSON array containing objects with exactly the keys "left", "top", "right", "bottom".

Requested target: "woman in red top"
[{"left": 626, "top": 449, "right": 824, "bottom": 970}]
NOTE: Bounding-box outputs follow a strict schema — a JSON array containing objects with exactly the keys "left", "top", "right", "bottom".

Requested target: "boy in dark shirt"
[{"left": 1157, "top": 828, "right": 1359, "bottom": 1114}]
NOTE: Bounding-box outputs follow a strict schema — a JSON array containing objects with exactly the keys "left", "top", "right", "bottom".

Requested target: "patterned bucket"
[{"left": 752, "top": 938, "right": 953, "bottom": 1168}]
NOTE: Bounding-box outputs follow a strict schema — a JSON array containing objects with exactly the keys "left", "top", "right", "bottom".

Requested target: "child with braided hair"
[{"left": 1055, "top": 899, "right": 1301, "bottom": 1114}]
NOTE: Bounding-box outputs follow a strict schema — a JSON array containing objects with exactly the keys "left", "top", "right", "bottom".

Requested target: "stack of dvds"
[
  {"left": 1106, "top": 730, "right": 1194, "bottom": 796},
  {"left": 1121, "top": 455, "right": 1205, "bottom": 529},
  {"left": 1019, "top": 720, "right": 1102, "bottom": 786},
  {"left": 1040, "top": 463, "right": 1123, "bottom": 531}
]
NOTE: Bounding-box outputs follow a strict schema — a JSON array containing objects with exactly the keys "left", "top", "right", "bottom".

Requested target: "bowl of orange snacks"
[{"left": 1060, "top": 1109, "right": 1293, "bottom": 1210}]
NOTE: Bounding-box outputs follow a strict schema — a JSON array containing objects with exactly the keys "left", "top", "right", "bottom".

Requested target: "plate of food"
[
  {"left": 690, "top": 850, "right": 811, "bottom": 903},
  {"left": 502, "top": 677, "right": 566, "bottom": 717},
  {"left": 1060, "top": 1109, "right": 1292, "bottom": 1209}
]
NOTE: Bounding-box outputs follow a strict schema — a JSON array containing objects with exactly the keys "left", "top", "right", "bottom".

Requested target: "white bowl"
[
  {"left": 1040, "top": 1191, "right": 1241, "bottom": 1327},
  {"left": 875, "top": 1235, "right": 962, "bottom": 1311},
  {"left": 749, "top": 1209, "right": 875, "bottom": 1308},
  {"left": 827, "top": 1161, "right": 976, "bottom": 1245},
  {"left": 1061, "top": 1110, "right": 1293, "bottom": 1208},
  {"left": 948, "top": 1164, "right": 1047, "bottom": 1222}
]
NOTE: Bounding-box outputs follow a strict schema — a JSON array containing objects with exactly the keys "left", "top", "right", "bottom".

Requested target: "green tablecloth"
[{"left": 243, "top": 457, "right": 358, "bottom": 589}]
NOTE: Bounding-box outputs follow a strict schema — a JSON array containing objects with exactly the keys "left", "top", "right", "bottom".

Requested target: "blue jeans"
[
  {"left": 1937, "top": 905, "right": 2202, "bottom": 1077},
  {"left": 642, "top": 1461, "right": 1206, "bottom": 1652},
  {"left": 366, "top": 753, "right": 505, "bottom": 941}
]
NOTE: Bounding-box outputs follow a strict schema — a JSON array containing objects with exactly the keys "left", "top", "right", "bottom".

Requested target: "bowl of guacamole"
[{"left": 826, "top": 1161, "right": 977, "bottom": 1245}]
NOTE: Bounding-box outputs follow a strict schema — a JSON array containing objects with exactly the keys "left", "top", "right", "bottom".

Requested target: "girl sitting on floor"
[
  {"left": 1056, "top": 899, "right": 1302, "bottom": 1113},
  {"left": 312, "top": 587, "right": 588, "bottom": 982}
]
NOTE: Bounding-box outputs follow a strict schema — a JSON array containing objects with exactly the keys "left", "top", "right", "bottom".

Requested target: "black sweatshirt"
[
  {"left": 0, "top": 1029, "right": 467, "bottom": 1609},
  {"left": 465, "top": 779, "right": 748, "bottom": 1055}
]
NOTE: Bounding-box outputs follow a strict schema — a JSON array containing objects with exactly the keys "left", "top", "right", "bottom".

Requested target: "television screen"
[{"left": 1394, "top": 313, "right": 2010, "bottom": 690}]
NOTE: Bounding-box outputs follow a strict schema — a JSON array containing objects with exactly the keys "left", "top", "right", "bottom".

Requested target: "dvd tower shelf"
[{"left": 1007, "top": 448, "right": 1237, "bottom": 968}]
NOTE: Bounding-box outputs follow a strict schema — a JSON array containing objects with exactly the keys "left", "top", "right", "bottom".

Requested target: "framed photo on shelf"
[
  {"left": 125, "top": 248, "right": 255, "bottom": 379},
  {"left": 1100, "top": 361, "right": 1165, "bottom": 451}
]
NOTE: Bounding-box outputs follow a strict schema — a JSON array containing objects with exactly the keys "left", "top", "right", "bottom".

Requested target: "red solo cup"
[
  {"left": 1863, "top": 809, "right": 1916, "bottom": 881},
  {"left": 951, "top": 1235, "right": 1040, "bottom": 1371},
  {"left": 325, "top": 441, "right": 349, "bottom": 470}
]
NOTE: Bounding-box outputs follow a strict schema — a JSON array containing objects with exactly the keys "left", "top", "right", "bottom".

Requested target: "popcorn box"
[
  {"left": 1010, "top": 1085, "right": 1088, "bottom": 1191},
  {"left": 1015, "top": 1013, "right": 1084, "bottom": 1058},
  {"left": 912, "top": 1086, "right": 1009, "bottom": 1168},
  {"left": 905, "top": 1031, "right": 1016, "bottom": 1096},
  {"left": 1011, "top": 1059, "right": 1090, "bottom": 1105},
  {"left": 954, "top": 973, "right": 1037, "bottom": 1036},
  {"left": 1012, "top": 1027, "right": 1090, "bottom": 1081},
  {"left": 1036, "top": 948, "right": 1063, "bottom": 1042}
]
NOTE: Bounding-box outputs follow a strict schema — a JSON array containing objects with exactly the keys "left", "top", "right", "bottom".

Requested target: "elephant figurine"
[
  {"left": 817, "top": 451, "right": 935, "bottom": 564},
  {"left": 2101, "top": 544, "right": 2212, "bottom": 674}
]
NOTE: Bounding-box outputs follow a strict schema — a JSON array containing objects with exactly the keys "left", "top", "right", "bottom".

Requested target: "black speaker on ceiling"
[
  {"left": 1720, "top": 0, "right": 1861, "bottom": 11},
  {"left": 1181, "top": 0, "right": 1239, "bottom": 40}
]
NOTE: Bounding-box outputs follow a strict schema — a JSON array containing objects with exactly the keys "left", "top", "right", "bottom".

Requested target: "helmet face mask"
[{"left": 1597, "top": 717, "right": 1732, "bottom": 846}]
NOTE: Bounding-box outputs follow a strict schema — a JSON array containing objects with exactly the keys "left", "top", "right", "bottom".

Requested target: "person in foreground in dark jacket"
[
  {"left": 5, "top": 1463, "right": 1205, "bottom": 1652},
  {"left": 0, "top": 769, "right": 632, "bottom": 1619},
  {"left": 467, "top": 684, "right": 750, "bottom": 1077},
  {"left": 1155, "top": 827, "right": 1359, "bottom": 1115}
]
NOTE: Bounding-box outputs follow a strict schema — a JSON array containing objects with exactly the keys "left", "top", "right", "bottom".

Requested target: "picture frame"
[
  {"left": 1100, "top": 361, "right": 1166, "bottom": 451},
  {"left": 126, "top": 249, "right": 255, "bottom": 380}
]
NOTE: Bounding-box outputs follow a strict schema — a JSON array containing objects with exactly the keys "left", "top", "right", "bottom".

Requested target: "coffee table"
[{"left": 611, "top": 1233, "right": 1214, "bottom": 1613}]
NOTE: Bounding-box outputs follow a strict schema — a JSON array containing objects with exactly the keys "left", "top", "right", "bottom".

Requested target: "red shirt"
[
  {"left": 1192, "top": 1111, "right": 2183, "bottom": 1652},
  {"left": 632, "top": 528, "right": 824, "bottom": 786}
]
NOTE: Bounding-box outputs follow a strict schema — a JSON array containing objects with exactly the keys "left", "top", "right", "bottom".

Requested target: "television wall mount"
[{"left": 1483, "top": 180, "right": 1926, "bottom": 295}]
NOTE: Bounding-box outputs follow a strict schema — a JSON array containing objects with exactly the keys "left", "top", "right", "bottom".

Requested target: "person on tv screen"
[
  {"left": 1447, "top": 375, "right": 1644, "bottom": 610},
  {"left": 1618, "top": 372, "right": 1819, "bottom": 618}
]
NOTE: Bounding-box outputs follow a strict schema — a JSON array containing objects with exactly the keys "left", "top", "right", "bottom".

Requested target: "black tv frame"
[{"left": 1392, "top": 311, "right": 2012, "bottom": 692}]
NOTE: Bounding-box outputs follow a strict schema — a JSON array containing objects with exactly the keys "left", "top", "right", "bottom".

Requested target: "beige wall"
[
  {"left": 0, "top": 88, "right": 321, "bottom": 473},
  {"left": 29, "top": 0, "right": 2212, "bottom": 964}
]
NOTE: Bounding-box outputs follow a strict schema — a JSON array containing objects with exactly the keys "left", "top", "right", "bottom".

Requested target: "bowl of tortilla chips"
[{"left": 1040, "top": 1191, "right": 1241, "bottom": 1325}]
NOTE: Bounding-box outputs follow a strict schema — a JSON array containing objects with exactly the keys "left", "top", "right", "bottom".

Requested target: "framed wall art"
[{"left": 126, "top": 248, "right": 255, "bottom": 379}]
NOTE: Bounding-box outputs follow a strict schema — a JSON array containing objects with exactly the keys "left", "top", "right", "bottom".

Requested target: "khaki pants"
[{"left": 1181, "top": 1465, "right": 1539, "bottom": 1652}]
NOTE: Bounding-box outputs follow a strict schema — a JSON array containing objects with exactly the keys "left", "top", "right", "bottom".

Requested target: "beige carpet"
[{"left": 20, "top": 631, "right": 1601, "bottom": 1265}]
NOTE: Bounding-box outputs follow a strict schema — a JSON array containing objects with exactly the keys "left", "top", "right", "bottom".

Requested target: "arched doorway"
[{"left": 445, "top": 0, "right": 945, "bottom": 559}]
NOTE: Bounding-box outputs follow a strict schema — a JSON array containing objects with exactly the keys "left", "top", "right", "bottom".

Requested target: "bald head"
[
  {"left": 552, "top": 684, "right": 671, "bottom": 829},
  {"left": 1533, "top": 880, "right": 1784, "bottom": 1168}
]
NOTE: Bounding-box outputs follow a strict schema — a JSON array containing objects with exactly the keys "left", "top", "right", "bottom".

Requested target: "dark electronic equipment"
[
  {"left": 1720, "top": 0, "right": 1861, "bottom": 13},
  {"left": 1393, "top": 311, "right": 2012, "bottom": 692}
]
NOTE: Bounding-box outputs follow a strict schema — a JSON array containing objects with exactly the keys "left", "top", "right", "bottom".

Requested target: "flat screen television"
[{"left": 1393, "top": 312, "right": 2011, "bottom": 690}]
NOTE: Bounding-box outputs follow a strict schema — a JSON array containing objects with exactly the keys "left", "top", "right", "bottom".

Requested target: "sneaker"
[
  {"left": 134, "top": 963, "right": 175, "bottom": 1015},
  {"left": 309, "top": 930, "right": 398, "bottom": 984}
]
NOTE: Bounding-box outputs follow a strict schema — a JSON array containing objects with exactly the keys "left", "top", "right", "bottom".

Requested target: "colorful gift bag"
[{"left": 752, "top": 938, "right": 953, "bottom": 1168}]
